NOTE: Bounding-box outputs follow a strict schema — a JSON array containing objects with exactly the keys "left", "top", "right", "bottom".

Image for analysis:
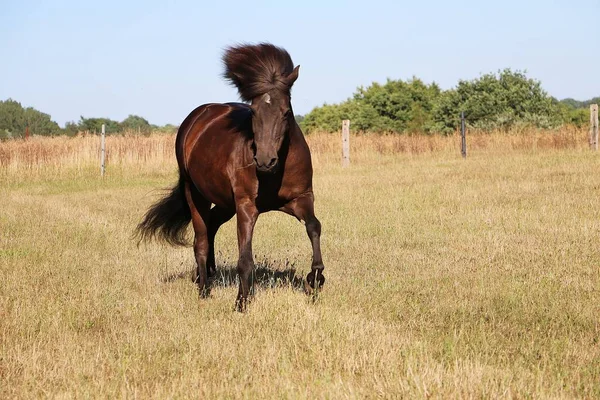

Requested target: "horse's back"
[{"left": 176, "top": 102, "right": 250, "bottom": 168}]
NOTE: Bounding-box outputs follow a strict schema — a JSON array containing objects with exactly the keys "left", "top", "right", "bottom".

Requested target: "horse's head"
[
  {"left": 250, "top": 66, "right": 299, "bottom": 173},
  {"left": 222, "top": 43, "right": 301, "bottom": 173}
]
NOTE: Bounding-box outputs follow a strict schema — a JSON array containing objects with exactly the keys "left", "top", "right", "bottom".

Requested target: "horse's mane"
[{"left": 223, "top": 43, "right": 295, "bottom": 102}]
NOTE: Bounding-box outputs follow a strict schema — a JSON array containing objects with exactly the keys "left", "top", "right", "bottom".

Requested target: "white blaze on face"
[{"left": 263, "top": 93, "right": 271, "bottom": 104}]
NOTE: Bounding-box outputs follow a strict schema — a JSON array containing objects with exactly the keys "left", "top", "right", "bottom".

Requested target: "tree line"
[
  {"left": 300, "top": 69, "right": 596, "bottom": 134},
  {"left": 0, "top": 99, "right": 176, "bottom": 140},
  {"left": 2, "top": 68, "right": 597, "bottom": 139}
]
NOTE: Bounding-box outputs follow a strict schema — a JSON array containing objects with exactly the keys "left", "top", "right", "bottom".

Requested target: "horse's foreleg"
[
  {"left": 206, "top": 206, "right": 235, "bottom": 276},
  {"left": 235, "top": 200, "right": 258, "bottom": 311},
  {"left": 184, "top": 182, "right": 211, "bottom": 297},
  {"left": 281, "top": 194, "right": 325, "bottom": 293}
]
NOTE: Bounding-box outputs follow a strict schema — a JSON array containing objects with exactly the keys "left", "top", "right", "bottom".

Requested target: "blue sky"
[{"left": 1, "top": 0, "right": 598, "bottom": 127}]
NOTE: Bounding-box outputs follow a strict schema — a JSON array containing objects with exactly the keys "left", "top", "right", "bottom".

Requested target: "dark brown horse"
[{"left": 136, "top": 43, "right": 325, "bottom": 310}]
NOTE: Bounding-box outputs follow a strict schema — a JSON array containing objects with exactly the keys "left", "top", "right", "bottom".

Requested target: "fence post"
[
  {"left": 591, "top": 104, "right": 599, "bottom": 151},
  {"left": 460, "top": 112, "right": 467, "bottom": 158},
  {"left": 101, "top": 124, "right": 106, "bottom": 177},
  {"left": 342, "top": 120, "right": 350, "bottom": 167}
]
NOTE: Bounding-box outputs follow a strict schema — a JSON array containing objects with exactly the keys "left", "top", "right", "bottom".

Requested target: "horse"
[{"left": 136, "top": 43, "right": 325, "bottom": 311}]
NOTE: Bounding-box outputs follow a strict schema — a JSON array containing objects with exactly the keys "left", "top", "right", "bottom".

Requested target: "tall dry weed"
[{"left": 0, "top": 125, "right": 590, "bottom": 181}]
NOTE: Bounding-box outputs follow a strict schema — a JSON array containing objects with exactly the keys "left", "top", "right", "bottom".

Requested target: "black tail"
[{"left": 136, "top": 174, "right": 191, "bottom": 246}]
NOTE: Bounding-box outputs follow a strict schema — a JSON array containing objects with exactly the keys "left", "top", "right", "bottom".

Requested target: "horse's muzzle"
[{"left": 254, "top": 156, "right": 278, "bottom": 173}]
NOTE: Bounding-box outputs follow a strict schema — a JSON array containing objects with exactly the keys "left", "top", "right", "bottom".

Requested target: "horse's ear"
[{"left": 286, "top": 65, "right": 300, "bottom": 86}]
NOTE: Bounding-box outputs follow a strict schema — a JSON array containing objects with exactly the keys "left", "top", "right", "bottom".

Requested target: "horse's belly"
[
  {"left": 186, "top": 132, "right": 240, "bottom": 208},
  {"left": 186, "top": 159, "right": 234, "bottom": 208}
]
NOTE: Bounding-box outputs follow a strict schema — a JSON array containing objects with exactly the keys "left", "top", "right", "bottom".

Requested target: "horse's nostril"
[{"left": 268, "top": 158, "right": 278, "bottom": 168}]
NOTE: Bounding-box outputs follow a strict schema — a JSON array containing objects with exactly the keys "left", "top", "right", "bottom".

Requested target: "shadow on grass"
[{"left": 161, "top": 258, "right": 306, "bottom": 293}]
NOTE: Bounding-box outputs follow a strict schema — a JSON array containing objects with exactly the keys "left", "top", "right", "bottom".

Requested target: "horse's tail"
[{"left": 135, "top": 173, "right": 191, "bottom": 246}]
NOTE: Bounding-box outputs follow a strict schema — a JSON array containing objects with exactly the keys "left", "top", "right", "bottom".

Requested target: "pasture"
[{"left": 1, "top": 129, "right": 599, "bottom": 398}]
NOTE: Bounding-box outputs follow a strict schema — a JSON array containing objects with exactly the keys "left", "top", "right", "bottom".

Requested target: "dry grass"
[
  {"left": 0, "top": 134, "right": 174, "bottom": 183},
  {"left": 1, "top": 127, "right": 599, "bottom": 398},
  {"left": 0, "top": 125, "right": 589, "bottom": 182}
]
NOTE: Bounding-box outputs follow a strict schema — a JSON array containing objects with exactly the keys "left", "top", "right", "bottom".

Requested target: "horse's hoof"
[
  {"left": 305, "top": 270, "right": 325, "bottom": 294},
  {"left": 235, "top": 298, "right": 248, "bottom": 313},
  {"left": 199, "top": 286, "right": 211, "bottom": 298}
]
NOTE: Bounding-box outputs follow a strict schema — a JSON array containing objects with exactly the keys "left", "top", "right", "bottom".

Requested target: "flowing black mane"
[{"left": 223, "top": 43, "right": 295, "bottom": 102}]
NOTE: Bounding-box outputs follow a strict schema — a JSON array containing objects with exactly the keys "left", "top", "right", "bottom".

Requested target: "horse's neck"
[{"left": 287, "top": 123, "right": 306, "bottom": 146}]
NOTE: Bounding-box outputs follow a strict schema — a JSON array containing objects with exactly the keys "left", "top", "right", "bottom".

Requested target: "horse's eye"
[{"left": 283, "top": 110, "right": 291, "bottom": 118}]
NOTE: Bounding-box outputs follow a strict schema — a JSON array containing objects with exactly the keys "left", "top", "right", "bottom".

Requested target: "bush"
[
  {"left": 0, "top": 99, "right": 61, "bottom": 137},
  {"left": 303, "top": 69, "right": 583, "bottom": 134}
]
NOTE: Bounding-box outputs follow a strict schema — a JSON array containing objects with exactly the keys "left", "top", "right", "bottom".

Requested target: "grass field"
[{"left": 1, "top": 129, "right": 599, "bottom": 398}]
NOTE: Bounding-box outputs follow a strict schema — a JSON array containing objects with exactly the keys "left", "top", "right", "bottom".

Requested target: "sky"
[{"left": 1, "top": 0, "right": 598, "bottom": 127}]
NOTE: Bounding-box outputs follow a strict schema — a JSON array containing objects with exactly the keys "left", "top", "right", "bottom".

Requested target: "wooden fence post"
[
  {"left": 591, "top": 104, "right": 599, "bottom": 151},
  {"left": 101, "top": 124, "right": 106, "bottom": 176},
  {"left": 342, "top": 120, "right": 350, "bottom": 167}
]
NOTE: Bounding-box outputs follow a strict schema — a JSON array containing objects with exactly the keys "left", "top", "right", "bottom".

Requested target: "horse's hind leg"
[
  {"left": 281, "top": 194, "right": 325, "bottom": 293},
  {"left": 206, "top": 206, "right": 235, "bottom": 276},
  {"left": 184, "top": 182, "right": 211, "bottom": 296}
]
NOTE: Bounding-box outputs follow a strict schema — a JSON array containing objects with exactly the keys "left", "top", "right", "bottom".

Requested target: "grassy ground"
[{"left": 1, "top": 131, "right": 599, "bottom": 398}]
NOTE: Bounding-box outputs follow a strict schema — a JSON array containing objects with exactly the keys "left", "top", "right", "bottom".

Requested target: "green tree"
[
  {"left": 159, "top": 124, "right": 178, "bottom": 133},
  {"left": 0, "top": 99, "right": 60, "bottom": 137},
  {"left": 560, "top": 98, "right": 584, "bottom": 109},
  {"left": 77, "top": 116, "right": 121, "bottom": 134},
  {"left": 63, "top": 121, "right": 80, "bottom": 136},
  {"left": 0, "top": 99, "right": 26, "bottom": 137},
  {"left": 302, "top": 101, "right": 368, "bottom": 133},
  {"left": 557, "top": 96, "right": 599, "bottom": 127},
  {"left": 121, "top": 114, "right": 151, "bottom": 133},
  {"left": 352, "top": 77, "right": 441, "bottom": 133},
  {"left": 432, "top": 69, "right": 560, "bottom": 133},
  {"left": 303, "top": 78, "right": 441, "bottom": 133},
  {"left": 23, "top": 107, "right": 61, "bottom": 136}
]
